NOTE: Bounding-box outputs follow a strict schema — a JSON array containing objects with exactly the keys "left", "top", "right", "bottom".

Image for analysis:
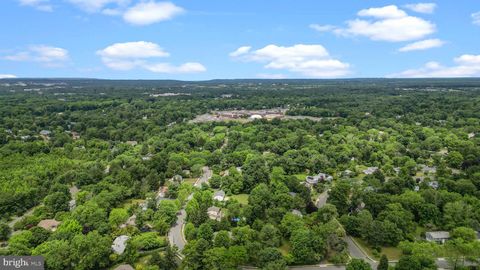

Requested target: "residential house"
[
  {"left": 39, "top": 130, "right": 51, "bottom": 136},
  {"left": 305, "top": 173, "right": 333, "bottom": 186},
  {"left": 156, "top": 186, "right": 168, "bottom": 202},
  {"left": 37, "top": 219, "right": 60, "bottom": 231},
  {"left": 172, "top": 175, "right": 183, "bottom": 183},
  {"left": 342, "top": 170, "right": 353, "bottom": 177},
  {"left": 120, "top": 215, "right": 136, "bottom": 228},
  {"left": 421, "top": 165, "right": 437, "bottom": 175},
  {"left": 207, "top": 206, "right": 223, "bottom": 221},
  {"left": 213, "top": 190, "right": 226, "bottom": 201},
  {"left": 141, "top": 153, "right": 153, "bottom": 161},
  {"left": 69, "top": 199, "right": 76, "bottom": 211},
  {"left": 139, "top": 201, "right": 148, "bottom": 211},
  {"left": 428, "top": 181, "right": 439, "bottom": 189},
  {"left": 112, "top": 235, "right": 130, "bottom": 255},
  {"left": 363, "top": 167, "right": 378, "bottom": 175},
  {"left": 126, "top": 141, "right": 138, "bottom": 146},
  {"left": 426, "top": 231, "right": 450, "bottom": 244},
  {"left": 291, "top": 209, "right": 303, "bottom": 217},
  {"left": 114, "top": 265, "right": 134, "bottom": 270},
  {"left": 71, "top": 131, "right": 80, "bottom": 140}
]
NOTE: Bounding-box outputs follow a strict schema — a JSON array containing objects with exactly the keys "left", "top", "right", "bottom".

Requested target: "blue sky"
[{"left": 1, "top": 0, "right": 479, "bottom": 80}]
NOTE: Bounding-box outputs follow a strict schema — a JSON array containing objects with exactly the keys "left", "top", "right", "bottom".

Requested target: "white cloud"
[
  {"left": 97, "top": 41, "right": 206, "bottom": 74},
  {"left": 230, "top": 44, "right": 350, "bottom": 78},
  {"left": 97, "top": 41, "right": 169, "bottom": 59},
  {"left": 67, "top": 0, "right": 130, "bottom": 13},
  {"left": 309, "top": 24, "right": 336, "bottom": 32},
  {"left": 472, "top": 12, "right": 480, "bottom": 26},
  {"left": 4, "top": 45, "right": 69, "bottom": 67},
  {"left": 404, "top": 3, "right": 437, "bottom": 14},
  {"left": 0, "top": 74, "right": 17, "bottom": 79},
  {"left": 315, "top": 5, "right": 436, "bottom": 42},
  {"left": 398, "top": 38, "right": 445, "bottom": 52},
  {"left": 357, "top": 5, "right": 407, "bottom": 18},
  {"left": 18, "top": 0, "right": 53, "bottom": 12},
  {"left": 389, "top": 54, "right": 480, "bottom": 78},
  {"left": 229, "top": 46, "right": 251, "bottom": 57},
  {"left": 123, "top": 1, "right": 184, "bottom": 25}
]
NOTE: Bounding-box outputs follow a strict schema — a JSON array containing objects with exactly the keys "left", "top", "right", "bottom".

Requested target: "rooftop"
[{"left": 426, "top": 231, "right": 450, "bottom": 239}]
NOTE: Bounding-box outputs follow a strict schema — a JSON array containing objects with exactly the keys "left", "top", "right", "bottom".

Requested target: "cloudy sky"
[{"left": 1, "top": 0, "right": 479, "bottom": 79}]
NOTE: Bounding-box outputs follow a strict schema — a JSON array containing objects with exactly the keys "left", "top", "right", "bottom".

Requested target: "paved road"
[
  {"left": 168, "top": 209, "right": 187, "bottom": 253},
  {"left": 316, "top": 190, "right": 329, "bottom": 208},
  {"left": 346, "top": 237, "right": 378, "bottom": 269},
  {"left": 8, "top": 206, "right": 37, "bottom": 233},
  {"left": 168, "top": 167, "right": 211, "bottom": 253},
  {"left": 194, "top": 166, "right": 212, "bottom": 187}
]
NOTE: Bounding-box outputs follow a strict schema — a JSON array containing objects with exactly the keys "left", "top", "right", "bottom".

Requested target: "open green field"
[
  {"left": 230, "top": 194, "right": 249, "bottom": 205},
  {"left": 183, "top": 178, "right": 198, "bottom": 186},
  {"left": 353, "top": 237, "right": 402, "bottom": 261}
]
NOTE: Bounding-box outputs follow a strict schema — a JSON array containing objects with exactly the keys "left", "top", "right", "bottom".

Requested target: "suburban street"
[
  {"left": 168, "top": 166, "right": 212, "bottom": 254},
  {"left": 7, "top": 206, "right": 38, "bottom": 235},
  {"left": 315, "top": 190, "right": 329, "bottom": 208},
  {"left": 346, "top": 237, "right": 378, "bottom": 268},
  {"left": 168, "top": 209, "right": 187, "bottom": 253},
  {"left": 194, "top": 166, "right": 212, "bottom": 187}
]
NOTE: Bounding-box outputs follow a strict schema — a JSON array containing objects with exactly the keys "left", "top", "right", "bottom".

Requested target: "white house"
[
  {"left": 291, "top": 209, "right": 303, "bottom": 217},
  {"left": 305, "top": 173, "right": 333, "bottom": 186},
  {"left": 112, "top": 235, "right": 130, "bottom": 255},
  {"left": 213, "top": 190, "right": 226, "bottom": 201},
  {"left": 428, "top": 181, "right": 439, "bottom": 189},
  {"left": 363, "top": 167, "right": 378, "bottom": 175},
  {"left": 207, "top": 206, "right": 223, "bottom": 221}
]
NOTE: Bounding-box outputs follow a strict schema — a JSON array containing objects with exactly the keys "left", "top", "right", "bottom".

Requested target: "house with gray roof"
[
  {"left": 207, "top": 206, "right": 223, "bottom": 221},
  {"left": 112, "top": 235, "right": 130, "bottom": 255},
  {"left": 363, "top": 167, "right": 378, "bottom": 175},
  {"left": 114, "top": 264, "right": 134, "bottom": 270},
  {"left": 426, "top": 231, "right": 450, "bottom": 244},
  {"left": 213, "top": 190, "right": 226, "bottom": 201},
  {"left": 291, "top": 209, "right": 303, "bottom": 217},
  {"left": 305, "top": 173, "right": 333, "bottom": 186}
]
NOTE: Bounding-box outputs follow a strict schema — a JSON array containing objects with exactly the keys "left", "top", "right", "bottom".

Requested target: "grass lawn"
[
  {"left": 279, "top": 241, "right": 291, "bottom": 256},
  {"left": 353, "top": 237, "right": 402, "bottom": 261},
  {"left": 230, "top": 194, "right": 249, "bottom": 205},
  {"left": 121, "top": 199, "right": 145, "bottom": 209},
  {"left": 184, "top": 178, "right": 197, "bottom": 186},
  {"left": 293, "top": 173, "right": 307, "bottom": 182}
]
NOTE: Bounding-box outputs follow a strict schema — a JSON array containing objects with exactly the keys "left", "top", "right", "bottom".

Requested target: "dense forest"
[{"left": 0, "top": 78, "right": 479, "bottom": 270}]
